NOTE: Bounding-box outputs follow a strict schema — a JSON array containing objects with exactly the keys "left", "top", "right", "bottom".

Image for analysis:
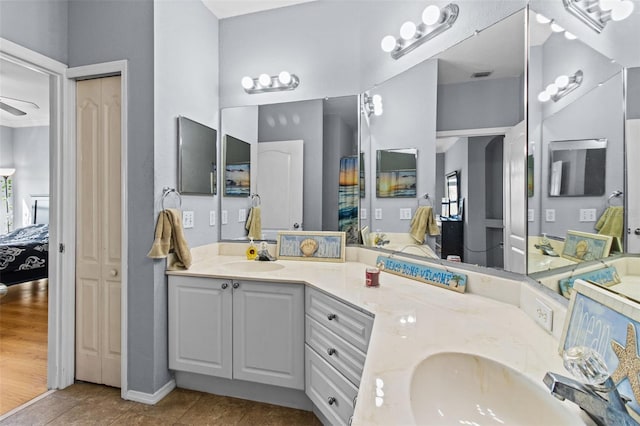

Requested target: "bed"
[{"left": 0, "top": 224, "right": 49, "bottom": 286}]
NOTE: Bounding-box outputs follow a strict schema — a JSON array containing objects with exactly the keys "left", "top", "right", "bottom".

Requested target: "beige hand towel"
[
  {"left": 596, "top": 206, "right": 624, "bottom": 251},
  {"left": 410, "top": 206, "right": 440, "bottom": 244},
  {"left": 245, "top": 206, "right": 262, "bottom": 240},
  {"left": 147, "top": 209, "right": 192, "bottom": 270}
]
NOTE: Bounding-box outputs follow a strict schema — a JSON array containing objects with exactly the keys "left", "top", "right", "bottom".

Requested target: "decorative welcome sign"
[
  {"left": 558, "top": 266, "right": 621, "bottom": 298},
  {"left": 376, "top": 255, "right": 467, "bottom": 293}
]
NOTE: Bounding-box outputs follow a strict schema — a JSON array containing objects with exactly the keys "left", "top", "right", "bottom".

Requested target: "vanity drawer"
[
  {"left": 306, "top": 315, "right": 366, "bottom": 387},
  {"left": 305, "top": 344, "right": 358, "bottom": 426},
  {"left": 306, "top": 288, "right": 373, "bottom": 353}
]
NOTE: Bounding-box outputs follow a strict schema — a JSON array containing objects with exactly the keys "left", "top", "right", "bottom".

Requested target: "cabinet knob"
[
  {"left": 221, "top": 283, "right": 228, "bottom": 290},
  {"left": 327, "top": 348, "right": 336, "bottom": 356},
  {"left": 110, "top": 269, "right": 118, "bottom": 277},
  {"left": 327, "top": 313, "right": 337, "bottom": 321},
  {"left": 233, "top": 282, "right": 240, "bottom": 289},
  {"left": 327, "top": 397, "right": 337, "bottom": 406}
]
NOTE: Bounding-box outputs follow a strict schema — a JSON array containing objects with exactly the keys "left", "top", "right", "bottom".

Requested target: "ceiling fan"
[{"left": 0, "top": 96, "right": 39, "bottom": 116}]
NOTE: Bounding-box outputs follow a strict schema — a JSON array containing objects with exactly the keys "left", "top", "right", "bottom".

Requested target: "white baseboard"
[{"left": 124, "top": 379, "right": 175, "bottom": 405}]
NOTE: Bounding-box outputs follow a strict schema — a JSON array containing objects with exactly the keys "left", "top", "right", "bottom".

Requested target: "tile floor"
[{"left": 0, "top": 382, "right": 322, "bottom": 425}]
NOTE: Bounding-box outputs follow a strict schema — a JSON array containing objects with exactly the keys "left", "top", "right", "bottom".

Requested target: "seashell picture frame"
[{"left": 276, "top": 231, "right": 346, "bottom": 262}]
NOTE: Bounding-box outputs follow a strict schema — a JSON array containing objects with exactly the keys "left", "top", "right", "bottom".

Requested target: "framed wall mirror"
[
  {"left": 376, "top": 149, "right": 417, "bottom": 198},
  {"left": 445, "top": 171, "right": 460, "bottom": 217},
  {"left": 223, "top": 134, "right": 251, "bottom": 197},
  {"left": 177, "top": 116, "right": 217, "bottom": 195},
  {"left": 548, "top": 138, "right": 607, "bottom": 197}
]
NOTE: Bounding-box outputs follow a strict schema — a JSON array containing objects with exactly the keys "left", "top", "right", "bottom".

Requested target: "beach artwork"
[
  {"left": 224, "top": 163, "right": 250, "bottom": 196},
  {"left": 376, "top": 170, "right": 416, "bottom": 198}
]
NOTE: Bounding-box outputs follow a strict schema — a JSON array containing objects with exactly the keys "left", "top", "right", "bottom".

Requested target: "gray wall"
[
  {"left": 437, "top": 76, "right": 524, "bottom": 131},
  {"left": 12, "top": 126, "right": 49, "bottom": 228},
  {"left": 258, "top": 100, "right": 323, "bottom": 232},
  {"left": 68, "top": 0, "right": 160, "bottom": 394},
  {"left": 0, "top": 126, "right": 14, "bottom": 168},
  {"left": 629, "top": 67, "right": 640, "bottom": 120},
  {"left": 0, "top": 0, "right": 68, "bottom": 64},
  {"left": 323, "top": 112, "right": 357, "bottom": 231}
]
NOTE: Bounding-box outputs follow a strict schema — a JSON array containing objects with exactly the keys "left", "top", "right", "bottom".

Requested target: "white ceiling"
[
  {"left": 0, "top": 58, "right": 50, "bottom": 128},
  {"left": 202, "top": 0, "right": 316, "bottom": 19}
]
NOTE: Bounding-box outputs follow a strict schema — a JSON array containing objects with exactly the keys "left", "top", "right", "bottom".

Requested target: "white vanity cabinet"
[
  {"left": 168, "top": 276, "right": 305, "bottom": 390},
  {"left": 305, "top": 287, "right": 374, "bottom": 425}
]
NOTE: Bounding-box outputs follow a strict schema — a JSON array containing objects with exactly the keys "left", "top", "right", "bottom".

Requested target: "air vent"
[{"left": 471, "top": 71, "right": 493, "bottom": 78}]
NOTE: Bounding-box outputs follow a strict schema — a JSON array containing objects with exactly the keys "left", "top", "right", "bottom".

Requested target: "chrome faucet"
[{"left": 544, "top": 346, "right": 638, "bottom": 426}]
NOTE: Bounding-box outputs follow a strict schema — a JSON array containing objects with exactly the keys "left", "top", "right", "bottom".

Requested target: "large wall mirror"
[
  {"left": 219, "top": 96, "right": 359, "bottom": 242},
  {"left": 178, "top": 116, "right": 217, "bottom": 195},
  {"left": 361, "top": 9, "right": 525, "bottom": 271},
  {"left": 526, "top": 0, "right": 640, "bottom": 300}
]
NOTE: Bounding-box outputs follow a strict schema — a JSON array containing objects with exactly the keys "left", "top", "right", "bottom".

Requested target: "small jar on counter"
[{"left": 365, "top": 267, "right": 380, "bottom": 287}]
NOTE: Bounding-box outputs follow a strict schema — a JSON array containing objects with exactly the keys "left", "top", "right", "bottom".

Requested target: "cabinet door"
[
  {"left": 168, "top": 276, "right": 232, "bottom": 378},
  {"left": 233, "top": 281, "right": 304, "bottom": 389}
]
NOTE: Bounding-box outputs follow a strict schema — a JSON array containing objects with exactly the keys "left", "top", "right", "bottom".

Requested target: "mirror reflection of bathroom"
[
  {"left": 178, "top": 116, "right": 217, "bottom": 195},
  {"left": 375, "top": 149, "right": 417, "bottom": 198},
  {"left": 548, "top": 138, "right": 607, "bottom": 197}
]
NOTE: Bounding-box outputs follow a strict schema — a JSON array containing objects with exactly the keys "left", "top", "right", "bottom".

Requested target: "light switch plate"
[
  {"left": 399, "top": 208, "right": 412, "bottom": 220},
  {"left": 238, "top": 208, "right": 247, "bottom": 222},
  {"left": 534, "top": 298, "right": 553, "bottom": 332},
  {"left": 374, "top": 208, "right": 382, "bottom": 220},
  {"left": 545, "top": 209, "right": 556, "bottom": 222},
  {"left": 221, "top": 210, "right": 228, "bottom": 225},
  {"left": 528, "top": 209, "right": 534, "bottom": 222},
  {"left": 579, "top": 208, "right": 597, "bottom": 222},
  {"left": 182, "top": 211, "right": 194, "bottom": 229},
  {"left": 209, "top": 210, "right": 216, "bottom": 226},
  {"left": 360, "top": 208, "right": 367, "bottom": 220}
]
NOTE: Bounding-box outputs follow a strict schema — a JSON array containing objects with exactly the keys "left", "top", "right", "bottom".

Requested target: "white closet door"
[
  {"left": 76, "top": 76, "right": 121, "bottom": 387},
  {"left": 627, "top": 119, "right": 640, "bottom": 253},
  {"left": 503, "top": 120, "right": 527, "bottom": 274}
]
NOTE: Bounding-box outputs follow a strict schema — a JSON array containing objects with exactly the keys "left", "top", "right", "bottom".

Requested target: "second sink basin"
[
  {"left": 222, "top": 261, "right": 285, "bottom": 273},
  {"left": 410, "top": 352, "right": 581, "bottom": 425}
]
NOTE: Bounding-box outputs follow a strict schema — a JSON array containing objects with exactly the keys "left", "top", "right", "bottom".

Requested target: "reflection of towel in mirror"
[
  {"left": 410, "top": 206, "right": 440, "bottom": 244},
  {"left": 147, "top": 208, "right": 192, "bottom": 270},
  {"left": 596, "top": 206, "right": 624, "bottom": 249},
  {"left": 246, "top": 206, "right": 262, "bottom": 240}
]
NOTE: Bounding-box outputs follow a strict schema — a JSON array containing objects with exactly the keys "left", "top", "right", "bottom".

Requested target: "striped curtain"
[{"left": 339, "top": 156, "right": 359, "bottom": 244}]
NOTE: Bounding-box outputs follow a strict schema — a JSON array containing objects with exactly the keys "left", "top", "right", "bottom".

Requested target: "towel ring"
[
  {"left": 162, "top": 187, "right": 182, "bottom": 209},
  {"left": 417, "top": 193, "right": 433, "bottom": 207},
  {"left": 607, "top": 190, "right": 623, "bottom": 206},
  {"left": 250, "top": 193, "right": 261, "bottom": 207}
]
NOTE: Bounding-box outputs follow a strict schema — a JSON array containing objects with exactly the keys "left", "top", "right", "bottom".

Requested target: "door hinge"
[{"left": 59, "top": 243, "right": 65, "bottom": 253}]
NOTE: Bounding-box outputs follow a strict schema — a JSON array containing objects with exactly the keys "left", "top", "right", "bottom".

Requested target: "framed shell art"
[{"left": 276, "top": 231, "right": 346, "bottom": 262}]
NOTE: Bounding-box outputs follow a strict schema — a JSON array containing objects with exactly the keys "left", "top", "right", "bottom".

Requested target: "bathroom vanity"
[{"left": 167, "top": 244, "right": 592, "bottom": 425}]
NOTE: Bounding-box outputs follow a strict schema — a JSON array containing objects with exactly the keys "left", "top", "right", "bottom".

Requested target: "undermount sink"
[
  {"left": 410, "top": 352, "right": 580, "bottom": 425},
  {"left": 222, "top": 261, "right": 285, "bottom": 273}
]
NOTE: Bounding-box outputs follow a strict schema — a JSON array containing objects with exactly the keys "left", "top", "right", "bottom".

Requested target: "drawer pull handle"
[
  {"left": 328, "top": 397, "right": 337, "bottom": 406},
  {"left": 327, "top": 348, "right": 336, "bottom": 356},
  {"left": 221, "top": 283, "right": 228, "bottom": 290},
  {"left": 353, "top": 395, "right": 358, "bottom": 406},
  {"left": 233, "top": 282, "right": 240, "bottom": 289},
  {"left": 327, "top": 313, "right": 337, "bottom": 321}
]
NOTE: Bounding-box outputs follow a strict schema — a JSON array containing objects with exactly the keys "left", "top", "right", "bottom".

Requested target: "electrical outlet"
[
  {"left": 182, "top": 211, "right": 194, "bottom": 229},
  {"left": 374, "top": 208, "right": 382, "bottom": 220},
  {"left": 545, "top": 209, "right": 556, "bottom": 222},
  {"left": 238, "top": 208, "right": 247, "bottom": 222},
  {"left": 360, "top": 208, "right": 367, "bottom": 220},
  {"left": 528, "top": 209, "right": 534, "bottom": 222},
  {"left": 579, "top": 208, "right": 597, "bottom": 222},
  {"left": 534, "top": 298, "right": 553, "bottom": 332},
  {"left": 209, "top": 210, "right": 216, "bottom": 226},
  {"left": 221, "top": 210, "right": 228, "bottom": 225},
  {"left": 399, "top": 208, "right": 412, "bottom": 220}
]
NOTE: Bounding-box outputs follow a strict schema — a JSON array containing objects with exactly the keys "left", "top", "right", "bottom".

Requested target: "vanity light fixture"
[
  {"left": 241, "top": 71, "right": 300, "bottom": 94},
  {"left": 537, "top": 70, "right": 584, "bottom": 103},
  {"left": 362, "top": 93, "right": 383, "bottom": 117},
  {"left": 380, "top": 3, "right": 459, "bottom": 60},
  {"left": 535, "top": 13, "right": 579, "bottom": 40},
  {"left": 562, "top": 0, "right": 634, "bottom": 33}
]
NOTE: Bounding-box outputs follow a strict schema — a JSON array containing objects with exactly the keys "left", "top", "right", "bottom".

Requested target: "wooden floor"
[
  {"left": 0, "top": 280, "right": 49, "bottom": 416},
  {"left": 0, "top": 382, "right": 321, "bottom": 425}
]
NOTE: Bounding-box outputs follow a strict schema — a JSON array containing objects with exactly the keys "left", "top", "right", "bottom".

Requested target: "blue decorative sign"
[
  {"left": 376, "top": 255, "right": 467, "bottom": 293},
  {"left": 558, "top": 266, "right": 620, "bottom": 298}
]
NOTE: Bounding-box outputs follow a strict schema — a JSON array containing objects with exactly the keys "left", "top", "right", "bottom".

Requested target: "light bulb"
[
  {"left": 381, "top": 35, "right": 397, "bottom": 53},
  {"left": 374, "top": 105, "right": 383, "bottom": 116},
  {"left": 546, "top": 83, "right": 559, "bottom": 96},
  {"left": 372, "top": 94, "right": 382, "bottom": 106},
  {"left": 422, "top": 5, "right": 441, "bottom": 26},
  {"left": 258, "top": 73, "right": 271, "bottom": 87},
  {"left": 550, "top": 22, "right": 565, "bottom": 32},
  {"left": 241, "top": 76, "right": 254, "bottom": 90},
  {"left": 538, "top": 91, "right": 551, "bottom": 102},
  {"left": 536, "top": 13, "right": 551, "bottom": 24},
  {"left": 611, "top": 0, "right": 634, "bottom": 21},
  {"left": 564, "top": 31, "right": 577, "bottom": 40},
  {"left": 400, "top": 21, "right": 417, "bottom": 40},
  {"left": 278, "top": 71, "right": 292, "bottom": 85},
  {"left": 599, "top": 0, "right": 618, "bottom": 11},
  {"left": 555, "top": 75, "right": 570, "bottom": 89}
]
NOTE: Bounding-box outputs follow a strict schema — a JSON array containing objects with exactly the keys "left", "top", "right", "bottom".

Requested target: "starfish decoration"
[{"left": 611, "top": 323, "right": 640, "bottom": 403}]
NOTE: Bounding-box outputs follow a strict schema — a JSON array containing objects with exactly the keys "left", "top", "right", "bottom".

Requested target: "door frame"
[
  {"left": 0, "top": 38, "right": 68, "bottom": 390},
  {"left": 66, "top": 61, "right": 129, "bottom": 398}
]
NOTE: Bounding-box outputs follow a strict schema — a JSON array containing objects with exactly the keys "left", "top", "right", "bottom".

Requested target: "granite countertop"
[{"left": 168, "top": 244, "right": 590, "bottom": 425}]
